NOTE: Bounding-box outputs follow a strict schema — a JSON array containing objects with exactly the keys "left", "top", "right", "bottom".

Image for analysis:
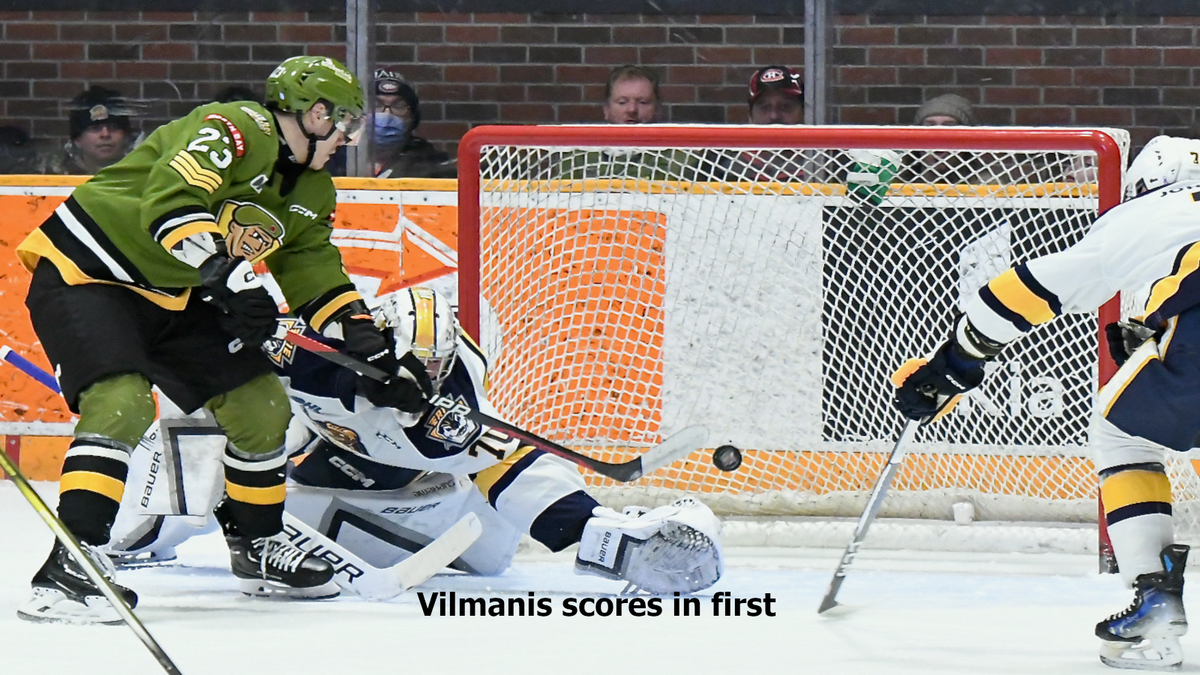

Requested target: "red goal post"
[{"left": 456, "top": 124, "right": 1137, "bottom": 551}]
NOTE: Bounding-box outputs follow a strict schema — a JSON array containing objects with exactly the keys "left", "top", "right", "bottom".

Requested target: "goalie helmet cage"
[{"left": 455, "top": 124, "right": 1183, "bottom": 558}]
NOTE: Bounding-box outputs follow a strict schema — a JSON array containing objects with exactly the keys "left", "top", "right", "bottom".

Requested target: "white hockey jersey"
[
  {"left": 965, "top": 181, "right": 1200, "bottom": 345},
  {"left": 269, "top": 323, "right": 511, "bottom": 476}
]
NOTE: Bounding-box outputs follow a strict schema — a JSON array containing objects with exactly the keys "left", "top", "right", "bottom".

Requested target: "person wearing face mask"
[
  {"left": 372, "top": 69, "right": 456, "bottom": 179},
  {"left": 14, "top": 55, "right": 432, "bottom": 625}
]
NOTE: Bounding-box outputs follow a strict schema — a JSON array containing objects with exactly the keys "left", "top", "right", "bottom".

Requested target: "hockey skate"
[
  {"left": 226, "top": 532, "right": 340, "bottom": 599},
  {"left": 215, "top": 498, "right": 338, "bottom": 599},
  {"left": 575, "top": 497, "right": 724, "bottom": 594},
  {"left": 17, "top": 540, "right": 138, "bottom": 625},
  {"left": 1097, "top": 544, "right": 1189, "bottom": 671}
]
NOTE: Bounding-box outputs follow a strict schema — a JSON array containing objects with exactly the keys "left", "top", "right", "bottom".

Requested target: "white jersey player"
[
  {"left": 893, "top": 135, "right": 1200, "bottom": 671},
  {"left": 106, "top": 286, "right": 723, "bottom": 595}
]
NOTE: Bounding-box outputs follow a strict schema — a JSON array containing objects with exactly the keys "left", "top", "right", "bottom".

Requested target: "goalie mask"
[
  {"left": 1124, "top": 135, "right": 1200, "bottom": 200},
  {"left": 374, "top": 287, "right": 458, "bottom": 392}
]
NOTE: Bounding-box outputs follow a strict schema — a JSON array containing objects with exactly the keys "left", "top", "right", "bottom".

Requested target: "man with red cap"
[{"left": 748, "top": 65, "right": 805, "bottom": 126}]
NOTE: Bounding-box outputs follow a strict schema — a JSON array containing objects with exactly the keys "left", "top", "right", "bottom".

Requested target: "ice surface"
[{"left": 0, "top": 481, "right": 1190, "bottom": 675}]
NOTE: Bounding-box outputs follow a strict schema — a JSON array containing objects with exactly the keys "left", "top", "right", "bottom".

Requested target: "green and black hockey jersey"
[{"left": 17, "top": 101, "right": 362, "bottom": 329}]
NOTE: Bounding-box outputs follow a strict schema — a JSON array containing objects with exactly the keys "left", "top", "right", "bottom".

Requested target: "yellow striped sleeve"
[
  {"left": 987, "top": 269, "right": 1057, "bottom": 326},
  {"left": 160, "top": 220, "right": 222, "bottom": 250},
  {"left": 310, "top": 291, "right": 362, "bottom": 332},
  {"left": 169, "top": 151, "right": 223, "bottom": 194}
]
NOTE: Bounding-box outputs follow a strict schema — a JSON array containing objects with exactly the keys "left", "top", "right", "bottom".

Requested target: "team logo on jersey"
[
  {"left": 217, "top": 200, "right": 285, "bottom": 263},
  {"left": 265, "top": 317, "right": 304, "bottom": 367},
  {"left": 424, "top": 394, "right": 480, "bottom": 448},
  {"left": 319, "top": 421, "right": 366, "bottom": 454}
]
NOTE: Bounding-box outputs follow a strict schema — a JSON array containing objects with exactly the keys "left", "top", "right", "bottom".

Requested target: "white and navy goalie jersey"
[{"left": 267, "top": 320, "right": 508, "bottom": 478}]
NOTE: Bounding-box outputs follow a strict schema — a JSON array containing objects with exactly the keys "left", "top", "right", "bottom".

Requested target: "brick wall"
[{"left": 0, "top": 9, "right": 1197, "bottom": 156}]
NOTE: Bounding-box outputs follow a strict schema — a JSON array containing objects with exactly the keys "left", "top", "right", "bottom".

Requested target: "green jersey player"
[{"left": 15, "top": 55, "right": 431, "bottom": 624}]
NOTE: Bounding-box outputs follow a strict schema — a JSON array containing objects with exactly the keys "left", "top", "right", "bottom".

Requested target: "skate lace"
[
  {"left": 1105, "top": 577, "right": 1152, "bottom": 623},
  {"left": 253, "top": 536, "right": 306, "bottom": 575}
]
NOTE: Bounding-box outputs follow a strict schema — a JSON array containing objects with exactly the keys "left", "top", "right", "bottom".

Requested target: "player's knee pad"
[
  {"left": 575, "top": 497, "right": 723, "bottom": 594},
  {"left": 207, "top": 372, "right": 291, "bottom": 455},
  {"left": 74, "top": 373, "right": 156, "bottom": 448}
]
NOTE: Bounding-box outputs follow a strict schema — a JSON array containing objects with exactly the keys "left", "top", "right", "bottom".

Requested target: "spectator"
[
  {"left": 721, "top": 65, "right": 809, "bottom": 182},
  {"left": 212, "top": 85, "right": 260, "bottom": 104},
  {"left": 914, "top": 93, "right": 977, "bottom": 127},
  {"left": 602, "top": 65, "right": 660, "bottom": 124},
  {"left": 906, "top": 93, "right": 984, "bottom": 184},
  {"left": 748, "top": 65, "right": 804, "bottom": 126},
  {"left": 372, "top": 68, "right": 455, "bottom": 179},
  {"left": 0, "top": 125, "right": 39, "bottom": 174},
  {"left": 37, "top": 86, "right": 136, "bottom": 175},
  {"left": 549, "top": 65, "right": 695, "bottom": 180}
]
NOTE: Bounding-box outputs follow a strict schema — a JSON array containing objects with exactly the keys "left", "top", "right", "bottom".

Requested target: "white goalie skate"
[{"left": 575, "top": 497, "right": 723, "bottom": 594}]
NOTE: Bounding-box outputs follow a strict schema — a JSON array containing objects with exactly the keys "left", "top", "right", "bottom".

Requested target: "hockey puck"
[{"left": 712, "top": 444, "right": 743, "bottom": 472}]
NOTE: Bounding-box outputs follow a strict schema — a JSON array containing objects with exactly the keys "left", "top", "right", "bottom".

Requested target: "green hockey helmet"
[{"left": 266, "top": 55, "right": 365, "bottom": 142}]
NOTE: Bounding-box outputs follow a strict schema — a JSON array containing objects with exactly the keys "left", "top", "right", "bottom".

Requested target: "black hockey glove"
[
  {"left": 1105, "top": 320, "right": 1157, "bottom": 368},
  {"left": 342, "top": 314, "right": 434, "bottom": 415},
  {"left": 892, "top": 341, "right": 986, "bottom": 421},
  {"left": 198, "top": 256, "right": 280, "bottom": 349}
]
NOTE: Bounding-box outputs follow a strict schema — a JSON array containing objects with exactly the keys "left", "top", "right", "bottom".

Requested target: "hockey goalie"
[
  {"left": 892, "top": 135, "right": 1200, "bottom": 672},
  {"left": 103, "top": 285, "right": 723, "bottom": 598}
]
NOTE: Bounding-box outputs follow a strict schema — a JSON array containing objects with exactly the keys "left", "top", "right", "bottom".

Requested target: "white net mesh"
[{"left": 461, "top": 125, "right": 1161, "bottom": 549}]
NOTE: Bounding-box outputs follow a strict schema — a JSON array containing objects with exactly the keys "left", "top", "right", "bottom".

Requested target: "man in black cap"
[
  {"left": 748, "top": 65, "right": 804, "bottom": 126},
  {"left": 371, "top": 68, "right": 455, "bottom": 179},
  {"left": 38, "top": 86, "right": 136, "bottom": 175}
]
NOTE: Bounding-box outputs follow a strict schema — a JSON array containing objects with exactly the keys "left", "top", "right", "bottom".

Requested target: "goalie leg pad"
[{"left": 575, "top": 497, "right": 723, "bottom": 594}]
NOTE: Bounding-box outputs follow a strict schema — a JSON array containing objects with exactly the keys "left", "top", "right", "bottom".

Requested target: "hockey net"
[{"left": 454, "top": 125, "right": 1199, "bottom": 552}]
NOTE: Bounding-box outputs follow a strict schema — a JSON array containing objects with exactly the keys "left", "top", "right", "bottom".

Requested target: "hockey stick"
[
  {"left": 281, "top": 511, "right": 482, "bottom": 600},
  {"left": 0, "top": 348, "right": 482, "bottom": 602},
  {"left": 817, "top": 418, "right": 920, "bottom": 614},
  {"left": 0, "top": 354, "right": 182, "bottom": 673},
  {"left": 0, "top": 345, "right": 61, "bottom": 393},
  {"left": 276, "top": 329, "right": 709, "bottom": 482}
]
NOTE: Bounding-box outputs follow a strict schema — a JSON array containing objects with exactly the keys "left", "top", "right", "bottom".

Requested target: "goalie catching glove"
[
  {"left": 340, "top": 306, "right": 433, "bottom": 415},
  {"left": 892, "top": 314, "right": 1001, "bottom": 421},
  {"left": 575, "top": 497, "right": 723, "bottom": 594},
  {"left": 198, "top": 255, "right": 281, "bottom": 348}
]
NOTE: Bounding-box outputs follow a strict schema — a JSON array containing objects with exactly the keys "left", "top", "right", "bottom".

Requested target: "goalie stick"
[
  {"left": 282, "top": 511, "right": 482, "bottom": 600},
  {"left": 1, "top": 345, "right": 481, "bottom": 599},
  {"left": 0, "top": 353, "right": 182, "bottom": 673},
  {"left": 274, "top": 329, "right": 709, "bottom": 482}
]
